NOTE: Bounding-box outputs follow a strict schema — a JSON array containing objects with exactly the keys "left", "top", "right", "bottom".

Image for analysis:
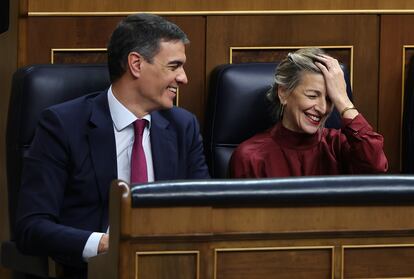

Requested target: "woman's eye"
[{"left": 307, "top": 95, "right": 317, "bottom": 99}]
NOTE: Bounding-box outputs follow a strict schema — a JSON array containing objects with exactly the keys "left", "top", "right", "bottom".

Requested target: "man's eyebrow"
[{"left": 167, "top": 60, "right": 184, "bottom": 66}]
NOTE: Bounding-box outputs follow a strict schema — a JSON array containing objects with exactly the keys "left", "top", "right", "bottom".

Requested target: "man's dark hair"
[{"left": 107, "top": 13, "right": 189, "bottom": 83}]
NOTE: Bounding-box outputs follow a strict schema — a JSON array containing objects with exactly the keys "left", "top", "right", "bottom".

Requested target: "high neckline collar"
[{"left": 271, "top": 122, "right": 323, "bottom": 149}]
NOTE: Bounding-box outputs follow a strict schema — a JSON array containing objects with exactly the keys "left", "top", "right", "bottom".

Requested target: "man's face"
[
  {"left": 137, "top": 40, "right": 188, "bottom": 112},
  {"left": 281, "top": 72, "right": 333, "bottom": 134}
]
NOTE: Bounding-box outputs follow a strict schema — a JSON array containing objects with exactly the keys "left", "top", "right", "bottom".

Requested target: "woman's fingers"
[
  {"left": 314, "top": 55, "right": 349, "bottom": 108},
  {"left": 316, "top": 54, "right": 340, "bottom": 70},
  {"left": 315, "top": 61, "right": 328, "bottom": 72}
]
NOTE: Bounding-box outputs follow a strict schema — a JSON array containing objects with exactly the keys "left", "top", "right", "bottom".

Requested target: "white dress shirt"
[{"left": 82, "top": 87, "right": 154, "bottom": 261}]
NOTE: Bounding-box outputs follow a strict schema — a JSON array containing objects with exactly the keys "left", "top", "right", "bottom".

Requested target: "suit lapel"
[
  {"left": 88, "top": 91, "right": 117, "bottom": 202},
  {"left": 151, "top": 111, "right": 178, "bottom": 180}
]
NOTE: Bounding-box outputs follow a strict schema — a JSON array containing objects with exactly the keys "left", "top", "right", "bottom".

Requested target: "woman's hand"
[{"left": 315, "top": 54, "right": 358, "bottom": 119}]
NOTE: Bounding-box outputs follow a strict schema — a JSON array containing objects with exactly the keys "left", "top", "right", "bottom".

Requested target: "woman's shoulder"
[{"left": 233, "top": 129, "right": 276, "bottom": 159}]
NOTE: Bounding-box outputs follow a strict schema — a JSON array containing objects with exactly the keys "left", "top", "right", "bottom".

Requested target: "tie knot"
[{"left": 133, "top": 119, "right": 147, "bottom": 136}]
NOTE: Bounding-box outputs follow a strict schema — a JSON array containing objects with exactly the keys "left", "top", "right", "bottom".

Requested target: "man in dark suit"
[{"left": 15, "top": 13, "right": 210, "bottom": 278}]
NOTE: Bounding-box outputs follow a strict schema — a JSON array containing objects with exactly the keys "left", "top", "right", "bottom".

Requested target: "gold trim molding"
[
  {"left": 135, "top": 250, "right": 200, "bottom": 279},
  {"left": 28, "top": 10, "right": 414, "bottom": 17},
  {"left": 214, "top": 246, "right": 335, "bottom": 279},
  {"left": 50, "top": 48, "right": 107, "bottom": 64}
]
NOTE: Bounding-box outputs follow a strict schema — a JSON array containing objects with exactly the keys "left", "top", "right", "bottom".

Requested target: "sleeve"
[
  {"left": 186, "top": 114, "right": 210, "bottom": 179},
  {"left": 82, "top": 232, "right": 104, "bottom": 261},
  {"left": 15, "top": 108, "right": 92, "bottom": 267},
  {"left": 339, "top": 113, "right": 388, "bottom": 173}
]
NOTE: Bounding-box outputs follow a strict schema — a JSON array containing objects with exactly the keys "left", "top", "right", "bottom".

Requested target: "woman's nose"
[{"left": 315, "top": 98, "right": 327, "bottom": 113}]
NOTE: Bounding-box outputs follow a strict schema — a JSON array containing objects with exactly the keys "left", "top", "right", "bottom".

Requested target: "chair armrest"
[{"left": 1, "top": 240, "right": 62, "bottom": 278}]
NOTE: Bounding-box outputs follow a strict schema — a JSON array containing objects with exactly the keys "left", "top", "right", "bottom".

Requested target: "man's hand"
[{"left": 98, "top": 233, "right": 109, "bottom": 254}]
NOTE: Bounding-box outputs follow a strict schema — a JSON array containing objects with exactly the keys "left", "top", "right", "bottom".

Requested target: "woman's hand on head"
[{"left": 314, "top": 55, "right": 356, "bottom": 117}]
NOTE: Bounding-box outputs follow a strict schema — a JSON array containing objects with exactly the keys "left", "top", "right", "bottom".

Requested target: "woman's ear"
[
  {"left": 127, "top": 52, "right": 143, "bottom": 78},
  {"left": 277, "top": 86, "right": 288, "bottom": 105}
]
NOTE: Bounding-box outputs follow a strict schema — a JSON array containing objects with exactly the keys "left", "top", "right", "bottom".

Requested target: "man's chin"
[{"left": 159, "top": 101, "right": 174, "bottom": 110}]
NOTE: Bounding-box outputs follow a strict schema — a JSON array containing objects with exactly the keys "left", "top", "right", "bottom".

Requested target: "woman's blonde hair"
[{"left": 266, "top": 48, "right": 327, "bottom": 121}]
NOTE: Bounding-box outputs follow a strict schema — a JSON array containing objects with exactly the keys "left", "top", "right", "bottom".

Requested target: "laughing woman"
[{"left": 230, "top": 48, "right": 388, "bottom": 178}]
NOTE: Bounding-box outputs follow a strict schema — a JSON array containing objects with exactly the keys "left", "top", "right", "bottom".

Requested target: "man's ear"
[
  {"left": 128, "top": 52, "right": 143, "bottom": 78},
  {"left": 277, "top": 86, "right": 289, "bottom": 105}
]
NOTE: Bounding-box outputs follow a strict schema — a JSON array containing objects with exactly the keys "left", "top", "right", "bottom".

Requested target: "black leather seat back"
[
  {"left": 402, "top": 55, "right": 414, "bottom": 173},
  {"left": 6, "top": 64, "right": 110, "bottom": 238},
  {"left": 130, "top": 175, "right": 414, "bottom": 207},
  {"left": 204, "top": 62, "right": 353, "bottom": 178}
]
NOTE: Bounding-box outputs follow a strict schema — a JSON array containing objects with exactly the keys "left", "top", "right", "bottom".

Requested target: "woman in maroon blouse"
[{"left": 230, "top": 48, "right": 388, "bottom": 178}]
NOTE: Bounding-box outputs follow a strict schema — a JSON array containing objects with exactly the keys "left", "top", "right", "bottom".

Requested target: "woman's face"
[{"left": 279, "top": 72, "right": 333, "bottom": 134}]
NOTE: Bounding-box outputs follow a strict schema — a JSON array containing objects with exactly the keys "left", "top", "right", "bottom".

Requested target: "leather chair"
[
  {"left": 1, "top": 64, "right": 110, "bottom": 278},
  {"left": 402, "top": 55, "right": 414, "bottom": 173},
  {"left": 204, "top": 62, "right": 353, "bottom": 178}
]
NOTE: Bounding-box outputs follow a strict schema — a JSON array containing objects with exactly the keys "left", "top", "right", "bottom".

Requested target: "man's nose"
[{"left": 176, "top": 68, "right": 188, "bottom": 84}]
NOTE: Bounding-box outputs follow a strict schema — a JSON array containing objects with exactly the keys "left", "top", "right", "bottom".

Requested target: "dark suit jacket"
[{"left": 15, "top": 91, "right": 210, "bottom": 275}]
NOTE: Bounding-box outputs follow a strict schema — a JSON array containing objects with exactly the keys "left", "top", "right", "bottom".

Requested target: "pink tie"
[{"left": 130, "top": 119, "right": 148, "bottom": 184}]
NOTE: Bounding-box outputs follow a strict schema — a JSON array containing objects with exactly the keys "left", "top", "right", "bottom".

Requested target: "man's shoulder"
[
  {"left": 38, "top": 91, "right": 108, "bottom": 131},
  {"left": 50, "top": 91, "right": 104, "bottom": 111}
]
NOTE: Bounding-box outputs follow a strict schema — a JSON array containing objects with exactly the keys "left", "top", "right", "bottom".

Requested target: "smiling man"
[
  {"left": 15, "top": 14, "right": 210, "bottom": 278},
  {"left": 230, "top": 48, "right": 388, "bottom": 178}
]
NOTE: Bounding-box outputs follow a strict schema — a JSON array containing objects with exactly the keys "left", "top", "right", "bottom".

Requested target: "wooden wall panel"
[
  {"left": 23, "top": 16, "right": 206, "bottom": 124},
  {"left": 379, "top": 15, "right": 414, "bottom": 173},
  {"left": 231, "top": 48, "right": 351, "bottom": 71},
  {"left": 130, "top": 206, "right": 414, "bottom": 236},
  {"left": 215, "top": 248, "right": 332, "bottom": 279},
  {"left": 206, "top": 15, "right": 379, "bottom": 129},
  {"left": 52, "top": 49, "right": 107, "bottom": 64},
  {"left": 25, "top": 0, "right": 414, "bottom": 14},
  {"left": 136, "top": 252, "right": 198, "bottom": 279},
  {"left": 343, "top": 245, "right": 414, "bottom": 278},
  {"left": 23, "top": 17, "right": 122, "bottom": 65}
]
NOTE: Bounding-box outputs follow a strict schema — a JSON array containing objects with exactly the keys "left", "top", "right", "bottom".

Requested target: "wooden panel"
[
  {"left": 26, "top": 0, "right": 414, "bottom": 13},
  {"left": 231, "top": 48, "right": 351, "bottom": 69},
  {"left": 24, "top": 17, "right": 121, "bottom": 65},
  {"left": 380, "top": 15, "right": 414, "bottom": 172},
  {"left": 23, "top": 16, "right": 206, "bottom": 124},
  {"left": 215, "top": 247, "right": 332, "bottom": 279},
  {"left": 343, "top": 245, "right": 414, "bottom": 278},
  {"left": 136, "top": 252, "right": 198, "bottom": 279},
  {"left": 130, "top": 206, "right": 414, "bottom": 236},
  {"left": 206, "top": 15, "right": 379, "bottom": 130},
  {"left": 52, "top": 49, "right": 107, "bottom": 64},
  {"left": 133, "top": 207, "right": 211, "bottom": 235}
]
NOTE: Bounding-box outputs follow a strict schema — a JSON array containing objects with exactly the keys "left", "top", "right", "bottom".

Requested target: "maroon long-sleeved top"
[{"left": 230, "top": 114, "right": 388, "bottom": 178}]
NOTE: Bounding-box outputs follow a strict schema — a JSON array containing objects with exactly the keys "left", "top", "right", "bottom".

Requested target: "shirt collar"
[
  {"left": 107, "top": 86, "right": 152, "bottom": 132},
  {"left": 271, "top": 121, "right": 322, "bottom": 149}
]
